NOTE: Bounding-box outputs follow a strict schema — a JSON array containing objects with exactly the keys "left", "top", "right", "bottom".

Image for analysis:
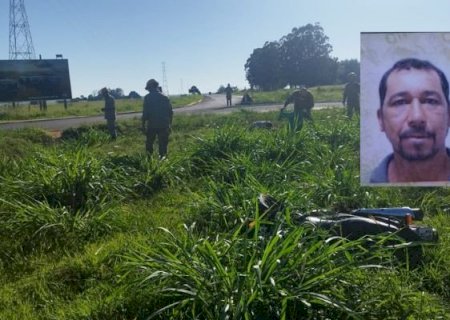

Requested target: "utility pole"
[
  {"left": 162, "top": 62, "right": 169, "bottom": 96},
  {"left": 9, "top": 0, "right": 36, "bottom": 60}
]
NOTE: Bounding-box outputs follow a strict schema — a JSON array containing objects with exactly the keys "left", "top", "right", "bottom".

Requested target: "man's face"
[{"left": 377, "top": 68, "right": 450, "bottom": 161}]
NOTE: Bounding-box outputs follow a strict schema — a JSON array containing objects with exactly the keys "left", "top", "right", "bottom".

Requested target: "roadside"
[{"left": 0, "top": 94, "right": 342, "bottom": 132}]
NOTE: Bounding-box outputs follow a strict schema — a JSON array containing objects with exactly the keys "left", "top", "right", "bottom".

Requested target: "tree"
[
  {"left": 109, "top": 88, "right": 124, "bottom": 99},
  {"left": 216, "top": 85, "right": 226, "bottom": 94},
  {"left": 128, "top": 91, "right": 141, "bottom": 99},
  {"left": 245, "top": 41, "right": 285, "bottom": 91},
  {"left": 95, "top": 88, "right": 124, "bottom": 99},
  {"left": 336, "top": 59, "right": 360, "bottom": 84},
  {"left": 244, "top": 23, "right": 344, "bottom": 90},
  {"left": 189, "top": 85, "right": 201, "bottom": 95},
  {"left": 279, "top": 23, "right": 335, "bottom": 87},
  {"left": 216, "top": 85, "right": 237, "bottom": 94}
]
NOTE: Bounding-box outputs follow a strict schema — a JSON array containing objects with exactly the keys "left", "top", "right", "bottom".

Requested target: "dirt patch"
[{"left": 47, "top": 130, "right": 62, "bottom": 139}]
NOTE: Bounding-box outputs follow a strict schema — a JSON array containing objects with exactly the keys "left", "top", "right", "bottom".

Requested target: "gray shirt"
[
  {"left": 369, "top": 154, "right": 392, "bottom": 183},
  {"left": 370, "top": 149, "right": 450, "bottom": 183}
]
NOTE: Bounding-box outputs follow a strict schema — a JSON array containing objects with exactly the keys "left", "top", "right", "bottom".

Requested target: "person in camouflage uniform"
[
  {"left": 281, "top": 87, "right": 314, "bottom": 129},
  {"left": 142, "top": 79, "right": 173, "bottom": 158},
  {"left": 342, "top": 72, "right": 360, "bottom": 118},
  {"left": 100, "top": 87, "right": 117, "bottom": 139}
]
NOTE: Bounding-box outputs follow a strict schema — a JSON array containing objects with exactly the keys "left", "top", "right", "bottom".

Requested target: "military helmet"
[
  {"left": 100, "top": 87, "right": 109, "bottom": 95},
  {"left": 145, "top": 79, "right": 159, "bottom": 90}
]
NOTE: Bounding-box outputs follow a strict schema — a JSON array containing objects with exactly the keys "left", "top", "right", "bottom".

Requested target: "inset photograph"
[{"left": 361, "top": 32, "right": 450, "bottom": 186}]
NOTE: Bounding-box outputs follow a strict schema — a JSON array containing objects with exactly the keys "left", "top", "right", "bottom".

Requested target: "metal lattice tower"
[
  {"left": 162, "top": 62, "right": 169, "bottom": 96},
  {"left": 9, "top": 0, "right": 35, "bottom": 60}
]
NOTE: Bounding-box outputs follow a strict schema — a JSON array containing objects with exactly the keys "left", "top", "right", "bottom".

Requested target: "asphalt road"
[{"left": 0, "top": 94, "right": 341, "bottom": 131}]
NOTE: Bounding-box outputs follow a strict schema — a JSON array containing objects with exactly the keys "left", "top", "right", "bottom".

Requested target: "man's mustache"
[{"left": 399, "top": 129, "right": 435, "bottom": 140}]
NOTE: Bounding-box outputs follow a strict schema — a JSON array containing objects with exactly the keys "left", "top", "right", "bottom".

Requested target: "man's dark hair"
[{"left": 379, "top": 58, "right": 450, "bottom": 108}]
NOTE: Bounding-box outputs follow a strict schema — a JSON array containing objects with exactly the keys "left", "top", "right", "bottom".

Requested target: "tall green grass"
[
  {"left": 0, "top": 108, "right": 448, "bottom": 319},
  {"left": 0, "top": 135, "right": 179, "bottom": 266},
  {"left": 122, "top": 217, "right": 442, "bottom": 319}
]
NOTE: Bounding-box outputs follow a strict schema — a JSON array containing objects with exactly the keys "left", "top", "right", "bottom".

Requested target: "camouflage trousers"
[
  {"left": 106, "top": 119, "right": 117, "bottom": 139},
  {"left": 146, "top": 127, "right": 171, "bottom": 157},
  {"left": 346, "top": 103, "right": 360, "bottom": 118}
]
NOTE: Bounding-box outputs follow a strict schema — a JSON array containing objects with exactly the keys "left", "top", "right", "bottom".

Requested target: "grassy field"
[
  {"left": 0, "top": 108, "right": 449, "bottom": 319},
  {"left": 0, "top": 86, "right": 343, "bottom": 122},
  {"left": 0, "top": 94, "right": 203, "bottom": 121}
]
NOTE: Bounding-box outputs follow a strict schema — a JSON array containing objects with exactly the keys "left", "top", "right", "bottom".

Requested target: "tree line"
[
  {"left": 245, "top": 23, "right": 359, "bottom": 91},
  {"left": 74, "top": 88, "right": 142, "bottom": 101}
]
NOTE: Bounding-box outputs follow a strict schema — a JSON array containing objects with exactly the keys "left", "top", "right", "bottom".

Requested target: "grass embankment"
[
  {"left": 0, "top": 94, "right": 203, "bottom": 121},
  {"left": 0, "top": 108, "right": 449, "bottom": 319}
]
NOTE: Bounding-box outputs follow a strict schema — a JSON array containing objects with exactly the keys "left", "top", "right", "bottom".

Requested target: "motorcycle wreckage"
[{"left": 256, "top": 194, "right": 439, "bottom": 266}]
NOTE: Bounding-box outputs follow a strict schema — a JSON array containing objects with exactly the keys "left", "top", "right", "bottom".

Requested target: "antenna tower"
[
  {"left": 162, "top": 62, "right": 169, "bottom": 96},
  {"left": 9, "top": 0, "right": 36, "bottom": 60}
]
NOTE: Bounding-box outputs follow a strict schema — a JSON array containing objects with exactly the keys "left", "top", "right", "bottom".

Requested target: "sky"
[{"left": 2, "top": 0, "right": 450, "bottom": 98}]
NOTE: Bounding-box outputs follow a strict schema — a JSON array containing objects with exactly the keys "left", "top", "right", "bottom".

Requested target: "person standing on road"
[
  {"left": 100, "top": 87, "right": 117, "bottom": 139},
  {"left": 342, "top": 72, "right": 360, "bottom": 118},
  {"left": 142, "top": 79, "right": 173, "bottom": 158},
  {"left": 225, "top": 83, "right": 233, "bottom": 107}
]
